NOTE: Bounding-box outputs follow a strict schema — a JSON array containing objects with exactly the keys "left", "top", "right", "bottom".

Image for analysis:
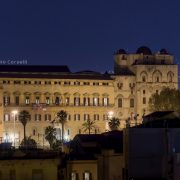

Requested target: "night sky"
[{"left": 0, "top": 0, "right": 180, "bottom": 73}]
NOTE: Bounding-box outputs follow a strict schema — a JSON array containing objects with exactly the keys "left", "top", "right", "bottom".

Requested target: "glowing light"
[{"left": 108, "top": 111, "right": 114, "bottom": 119}]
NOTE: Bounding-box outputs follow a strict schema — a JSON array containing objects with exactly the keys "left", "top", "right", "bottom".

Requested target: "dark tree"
[
  {"left": 108, "top": 117, "right": 120, "bottom": 130},
  {"left": 19, "top": 110, "right": 30, "bottom": 145},
  {"left": 149, "top": 87, "right": 180, "bottom": 112}
]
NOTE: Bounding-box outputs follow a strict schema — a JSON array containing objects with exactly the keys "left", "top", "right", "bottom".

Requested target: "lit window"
[
  {"left": 74, "top": 114, "right": 80, "bottom": 121},
  {"left": 93, "top": 97, "right": 99, "bottom": 106},
  {"left": 94, "top": 114, "right": 99, "bottom": 120},
  {"left": 118, "top": 98, "right": 122, "bottom": 108},
  {"left": 45, "top": 114, "right": 51, "bottom": 121},
  {"left": 103, "top": 97, "right": 109, "bottom": 106},
  {"left": 4, "top": 113, "right": 10, "bottom": 121},
  {"left": 25, "top": 96, "right": 30, "bottom": 105},
  {"left": 35, "top": 114, "right": 41, "bottom": 121},
  {"left": 83, "top": 172, "right": 91, "bottom": 180},
  {"left": 71, "top": 172, "right": 78, "bottom": 180},
  {"left": 84, "top": 114, "right": 89, "bottom": 121},
  {"left": 74, "top": 97, "right": 80, "bottom": 106},
  {"left": 45, "top": 97, "right": 50, "bottom": 105},
  {"left": 83, "top": 97, "right": 90, "bottom": 106},
  {"left": 35, "top": 97, "right": 40, "bottom": 104},
  {"left": 103, "top": 114, "right": 108, "bottom": 120},
  {"left": 3, "top": 96, "right": 10, "bottom": 106},
  {"left": 130, "top": 98, "right": 134, "bottom": 108},
  {"left": 65, "top": 97, "right": 70, "bottom": 105}
]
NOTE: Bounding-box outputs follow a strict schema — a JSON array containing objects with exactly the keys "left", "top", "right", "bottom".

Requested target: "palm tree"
[
  {"left": 82, "top": 119, "right": 96, "bottom": 134},
  {"left": 108, "top": 117, "right": 120, "bottom": 130},
  {"left": 45, "top": 126, "right": 56, "bottom": 149},
  {"left": 56, "top": 110, "right": 67, "bottom": 143},
  {"left": 19, "top": 110, "right": 30, "bottom": 145}
]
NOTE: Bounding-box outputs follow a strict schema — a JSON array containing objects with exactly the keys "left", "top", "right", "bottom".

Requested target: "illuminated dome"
[
  {"left": 160, "top": 48, "right": 169, "bottom": 55},
  {"left": 136, "top": 46, "right": 152, "bottom": 55},
  {"left": 114, "top": 49, "right": 127, "bottom": 55}
]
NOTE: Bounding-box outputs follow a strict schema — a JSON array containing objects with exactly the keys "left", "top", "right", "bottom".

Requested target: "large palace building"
[{"left": 0, "top": 46, "right": 178, "bottom": 147}]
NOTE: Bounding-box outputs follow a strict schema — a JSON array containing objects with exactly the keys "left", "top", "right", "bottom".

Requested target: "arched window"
[
  {"left": 118, "top": 98, "right": 122, "bottom": 108},
  {"left": 167, "top": 71, "right": 174, "bottom": 83},
  {"left": 152, "top": 70, "right": 162, "bottom": 83},
  {"left": 130, "top": 98, "right": 134, "bottom": 108}
]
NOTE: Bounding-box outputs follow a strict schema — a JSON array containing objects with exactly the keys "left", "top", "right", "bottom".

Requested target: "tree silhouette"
[
  {"left": 45, "top": 126, "right": 56, "bottom": 149},
  {"left": 82, "top": 119, "right": 96, "bottom": 134},
  {"left": 56, "top": 110, "right": 67, "bottom": 143},
  {"left": 149, "top": 87, "right": 180, "bottom": 112},
  {"left": 19, "top": 110, "right": 30, "bottom": 145},
  {"left": 108, "top": 117, "right": 120, "bottom": 130}
]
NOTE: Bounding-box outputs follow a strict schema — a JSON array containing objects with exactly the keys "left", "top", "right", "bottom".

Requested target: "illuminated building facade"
[{"left": 0, "top": 46, "right": 178, "bottom": 147}]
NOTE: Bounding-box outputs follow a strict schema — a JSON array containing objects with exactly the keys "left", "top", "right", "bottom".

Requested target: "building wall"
[
  {"left": 124, "top": 128, "right": 180, "bottom": 179},
  {"left": 0, "top": 158, "right": 59, "bottom": 180},
  {"left": 66, "top": 160, "right": 98, "bottom": 180},
  {"left": 0, "top": 48, "right": 178, "bottom": 146}
]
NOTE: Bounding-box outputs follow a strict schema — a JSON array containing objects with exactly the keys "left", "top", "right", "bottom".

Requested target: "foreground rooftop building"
[{"left": 0, "top": 46, "right": 178, "bottom": 147}]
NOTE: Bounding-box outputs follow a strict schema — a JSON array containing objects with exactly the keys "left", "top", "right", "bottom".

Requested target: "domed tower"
[
  {"left": 114, "top": 49, "right": 127, "bottom": 74},
  {"left": 136, "top": 46, "right": 152, "bottom": 55}
]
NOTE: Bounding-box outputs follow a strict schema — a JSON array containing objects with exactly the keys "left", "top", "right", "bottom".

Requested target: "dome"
[
  {"left": 114, "top": 49, "right": 127, "bottom": 55},
  {"left": 160, "top": 48, "right": 169, "bottom": 55},
  {"left": 136, "top": 46, "right": 152, "bottom": 55}
]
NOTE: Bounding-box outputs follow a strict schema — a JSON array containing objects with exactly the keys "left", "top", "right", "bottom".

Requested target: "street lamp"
[{"left": 12, "top": 110, "right": 18, "bottom": 147}]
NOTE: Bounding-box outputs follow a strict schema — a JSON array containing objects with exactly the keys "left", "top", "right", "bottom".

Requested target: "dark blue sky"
[{"left": 0, "top": 0, "right": 180, "bottom": 73}]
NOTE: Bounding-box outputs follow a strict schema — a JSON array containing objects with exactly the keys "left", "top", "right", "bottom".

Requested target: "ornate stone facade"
[{"left": 0, "top": 46, "right": 178, "bottom": 147}]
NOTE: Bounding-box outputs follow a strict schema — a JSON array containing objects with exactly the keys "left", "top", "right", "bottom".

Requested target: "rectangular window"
[
  {"left": 3, "top": 96, "right": 10, "bottom": 106},
  {"left": 25, "top": 96, "right": 30, "bottom": 105},
  {"left": 103, "top": 114, "right": 108, "bottom": 120},
  {"left": 143, "top": 97, "right": 146, "bottom": 104},
  {"left": 64, "top": 81, "right": 70, "bottom": 85},
  {"left": 15, "top": 96, "right": 19, "bottom": 105},
  {"left": 65, "top": 97, "right": 70, "bottom": 105},
  {"left": 4, "top": 114, "right": 10, "bottom": 121},
  {"left": 35, "top": 97, "right": 40, "bottom": 104},
  {"left": 74, "top": 97, "right": 80, "bottom": 106},
  {"left": 71, "top": 172, "right": 78, "bottom": 180},
  {"left": 130, "top": 98, "right": 134, "bottom": 108},
  {"left": 83, "top": 172, "right": 91, "bottom": 180},
  {"left": 84, "top": 114, "right": 89, "bottom": 121},
  {"left": 67, "top": 114, "right": 71, "bottom": 120},
  {"left": 45, "top": 97, "right": 50, "bottom": 105},
  {"left": 35, "top": 114, "right": 41, "bottom": 121},
  {"left": 102, "top": 82, "right": 109, "bottom": 86},
  {"left": 103, "top": 97, "right": 109, "bottom": 106},
  {"left": 55, "top": 97, "right": 60, "bottom": 105},
  {"left": 83, "top": 97, "right": 90, "bottom": 106},
  {"left": 74, "top": 114, "right": 80, "bottom": 121},
  {"left": 94, "top": 114, "right": 99, "bottom": 120},
  {"left": 118, "top": 98, "right": 122, "bottom": 108},
  {"left": 74, "top": 81, "right": 80, "bottom": 85},
  {"left": 93, "top": 97, "right": 99, "bottom": 106},
  {"left": 93, "top": 82, "right": 99, "bottom": 86},
  {"left": 83, "top": 82, "right": 90, "bottom": 85},
  {"left": 45, "top": 114, "right": 51, "bottom": 121}
]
